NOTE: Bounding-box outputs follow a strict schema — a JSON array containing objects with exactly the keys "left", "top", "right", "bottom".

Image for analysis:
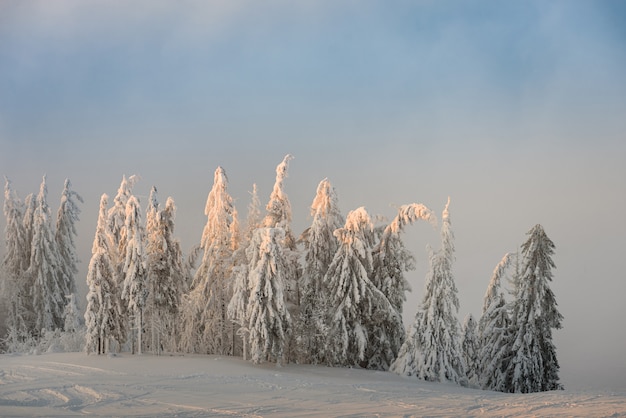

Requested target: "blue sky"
[{"left": 1, "top": 1, "right": 625, "bottom": 390}]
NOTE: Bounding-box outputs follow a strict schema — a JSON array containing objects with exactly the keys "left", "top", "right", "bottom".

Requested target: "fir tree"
[
  {"left": 507, "top": 225, "right": 563, "bottom": 393},
  {"left": 144, "top": 186, "right": 161, "bottom": 353},
  {"left": 461, "top": 313, "right": 479, "bottom": 387},
  {"left": 121, "top": 195, "right": 147, "bottom": 354},
  {"left": 391, "top": 198, "right": 466, "bottom": 384},
  {"left": 228, "top": 184, "right": 263, "bottom": 360},
  {"left": 245, "top": 227, "right": 292, "bottom": 365},
  {"left": 183, "top": 167, "right": 236, "bottom": 354},
  {"left": 105, "top": 175, "right": 139, "bottom": 349},
  {"left": 478, "top": 253, "right": 514, "bottom": 392},
  {"left": 297, "top": 178, "right": 344, "bottom": 364},
  {"left": 367, "top": 203, "right": 436, "bottom": 370},
  {"left": 28, "top": 176, "right": 65, "bottom": 334},
  {"left": 55, "top": 178, "right": 83, "bottom": 300},
  {"left": 146, "top": 195, "right": 188, "bottom": 354},
  {"left": 60, "top": 293, "right": 85, "bottom": 352},
  {"left": 22, "top": 193, "right": 36, "bottom": 270},
  {"left": 2, "top": 178, "right": 31, "bottom": 347},
  {"left": 262, "top": 155, "right": 300, "bottom": 359},
  {"left": 324, "top": 207, "right": 402, "bottom": 367},
  {"left": 84, "top": 194, "right": 121, "bottom": 354}
]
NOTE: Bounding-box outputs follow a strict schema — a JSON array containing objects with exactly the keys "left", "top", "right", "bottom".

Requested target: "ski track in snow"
[{"left": 0, "top": 353, "right": 624, "bottom": 417}]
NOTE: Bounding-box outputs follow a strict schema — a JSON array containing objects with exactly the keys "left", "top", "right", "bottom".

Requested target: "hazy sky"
[{"left": 1, "top": 1, "right": 625, "bottom": 390}]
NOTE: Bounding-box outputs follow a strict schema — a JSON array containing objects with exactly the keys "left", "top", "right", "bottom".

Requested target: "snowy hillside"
[{"left": 1, "top": 352, "right": 624, "bottom": 417}]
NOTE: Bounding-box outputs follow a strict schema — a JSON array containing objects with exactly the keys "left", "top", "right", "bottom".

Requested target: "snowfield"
[{"left": 0, "top": 353, "right": 624, "bottom": 417}]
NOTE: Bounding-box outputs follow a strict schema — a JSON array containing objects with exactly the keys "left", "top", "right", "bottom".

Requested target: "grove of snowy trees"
[{"left": 0, "top": 155, "right": 564, "bottom": 393}]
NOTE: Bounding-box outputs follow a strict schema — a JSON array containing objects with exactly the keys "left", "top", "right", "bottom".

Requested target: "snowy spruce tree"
[
  {"left": 506, "top": 225, "right": 563, "bottom": 393},
  {"left": 84, "top": 194, "right": 122, "bottom": 354},
  {"left": 144, "top": 187, "right": 161, "bottom": 353},
  {"left": 367, "top": 203, "right": 436, "bottom": 370},
  {"left": 391, "top": 198, "right": 465, "bottom": 384},
  {"left": 371, "top": 203, "right": 436, "bottom": 313},
  {"left": 324, "top": 207, "right": 402, "bottom": 368},
  {"left": 182, "top": 167, "right": 236, "bottom": 355},
  {"left": 478, "top": 252, "right": 514, "bottom": 392},
  {"left": 55, "top": 179, "right": 83, "bottom": 303},
  {"left": 245, "top": 227, "right": 292, "bottom": 365},
  {"left": 262, "top": 155, "right": 300, "bottom": 359},
  {"left": 461, "top": 313, "right": 479, "bottom": 387},
  {"left": 60, "top": 293, "right": 85, "bottom": 351},
  {"left": 22, "top": 193, "right": 36, "bottom": 270},
  {"left": 296, "top": 178, "right": 344, "bottom": 364},
  {"left": 145, "top": 192, "right": 188, "bottom": 354},
  {"left": 28, "top": 176, "right": 66, "bottom": 334},
  {"left": 105, "top": 175, "right": 139, "bottom": 349},
  {"left": 228, "top": 184, "right": 263, "bottom": 359},
  {"left": 121, "top": 195, "right": 147, "bottom": 354},
  {"left": 263, "top": 155, "right": 299, "bottom": 298},
  {"left": 2, "top": 178, "right": 32, "bottom": 347}
]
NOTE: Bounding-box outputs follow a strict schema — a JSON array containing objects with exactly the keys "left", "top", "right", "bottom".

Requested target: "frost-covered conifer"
[
  {"left": 461, "top": 314, "right": 479, "bottom": 387},
  {"left": 55, "top": 179, "right": 83, "bottom": 299},
  {"left": 245, "top": 227, "right": 292, "bottom": 365},
  {"left": 371, "top": 204, "right": 435, "bottom": 312},
  {"left": 182, "top": 167, "right": 236, "bottom": 354},
  {"left": 121, "top": 195, "right": 147, "bottom": 354},
  {"left": 391, "top": 198, "right": 465, "bottom": 384},
  {"left": 105, "top": 175, "right": 139, "bottom": 348},
  {"left": 2, "top": 178, "right": 31, "bottom": 345},
  {"left": 367, "top": 203, "right": 436, "bottom": 370},
  {"left": 28, "top": 176, "right": 65, "bottom": 334},
  {"left": 85, "top": 194, "right": 121, "bottom": 354},
  {"left": 245, "top": 184, "right": 262, "bottom": 242},
  {"left": 144, "top": 186, "right": 161, "bottom": 353},
  {"left": 324, "top": 207, "right": 402, "bottom": 367},
  {"left": 262, "top": 155, "right": 300, "bottom": 357},
  {"left": 478, "top": 253, "right": 514, "bottom": 392},
  {"left": 228, "top": 184, "right": 263, "bottom": 359},
  {"left": 107, "top": 175, "right": 138, "bottom": 255},
  {"left": 22, "top": 193, "right": 36, "bottom": 267},
  {"left": 63, "top": 293, "right": 82, "bottom": 333},
  {"left": 297, "top": 178, "right": 344, "bottom": 364},
  {"left": 506, "top": 225, "right": 563, "bottom": 393},
  {"left": 59, "top": 293, "right": 85, "bottom": 352},
  {"left": 145, "top": 193, "right": 188, "bottom": 354}
]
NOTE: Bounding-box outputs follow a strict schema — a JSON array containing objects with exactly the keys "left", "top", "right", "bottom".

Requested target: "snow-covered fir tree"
[
  {"left": 2, "top": 178, "right": 31, "bottom": 347},
  {"left": 245, "top": 227, "right": 292, "bottom": 365},
  {"left": 506, "top": 225, "right": 563, "bottom": 393},
  {"left": 105, "top": 175, "right": 139, "bottom": 349},
  {"left": 367, "top": 203, "right": 436, "bottom": 370},
  {"left": 28, "top": 176, "right": 65, "bottom": 334},
  {"left": 228, "top": 184, "right": 263, "bottom": 360},
  {"left": 59, "top": 293, "right": 85, "bottom": 352},
  {"left": 182, "top": 167, "right": 236, "bottom": 354},
  {"left": 145, "top": 193, "right": 188, "bottom": 354},
  {"left": 324, "top": 207, "right": 402, "bottom": 367},
  {"left": 262, "top": 155, "right": 300, "bottom": 358},
  {"left": 478, "top": 252, "right": 514, "bottom": 392},
  {"left": 263, "top": 155, "right": 298, "bottom": 289},
  {"left": 107, "top": 175, "right": 138, "bottom": 255},
  {"left": 461, "top": 313, "right": 479, "bottom": 387},
  {"left": 144, "top": 186, "right": 160, "bottom": 353},
  {"left": 391, "top": 198, "right": 466, "bottom": 384},
  {"left": 22, "top": 193, "right": 36, "bottom": 269},
  {"left": 84, "top": 194, "right": 122, "bottom": 354},
  {"left": 63, "top": 293, "right": 82, "bottom": 334},
  {"left": 296, "top": 178, "right": 344, "bottom": 364},
  {"left": 55, "top": 178, "right": 83, "bottom": 301},
  {"left": 121, "top": 195, "right": 147, "bottom": 354}
]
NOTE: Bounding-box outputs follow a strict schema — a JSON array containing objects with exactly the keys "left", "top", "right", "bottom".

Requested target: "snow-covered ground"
[{"left": 0, "top": 352, "right": 624, "bottom": 417}]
